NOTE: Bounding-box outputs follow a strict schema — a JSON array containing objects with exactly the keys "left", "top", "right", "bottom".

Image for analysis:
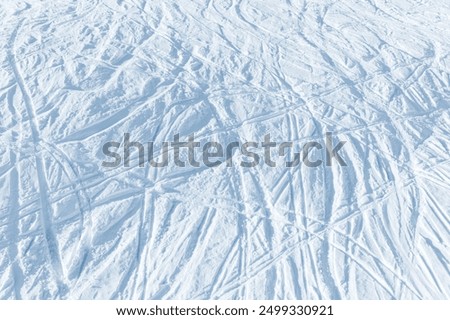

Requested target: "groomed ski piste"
[{"left": 0, "top": 0, "right": 449, "bottom": 299}]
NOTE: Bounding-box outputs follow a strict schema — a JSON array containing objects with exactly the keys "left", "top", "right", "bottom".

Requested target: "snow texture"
[{"left": 0, "top": 0, "right": 449, "bottom": 299}]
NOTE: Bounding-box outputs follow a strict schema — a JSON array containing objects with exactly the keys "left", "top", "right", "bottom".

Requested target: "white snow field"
[{"left": 0, "top": 0, "right": 449, "bottom": 299}]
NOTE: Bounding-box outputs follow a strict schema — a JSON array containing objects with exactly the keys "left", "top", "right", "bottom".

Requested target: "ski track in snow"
[{"left": 0, "top": 0, "right": 449, "bottom": 299}]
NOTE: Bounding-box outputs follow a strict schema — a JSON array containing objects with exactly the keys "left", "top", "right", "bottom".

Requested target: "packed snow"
[{"left": 0, "top": 0, "right": 449, "bottom": 299}]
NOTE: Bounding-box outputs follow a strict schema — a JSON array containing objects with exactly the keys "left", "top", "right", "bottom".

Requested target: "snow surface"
[{"left": 0, "top": 0, "right": 449, "bottom": 299}]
